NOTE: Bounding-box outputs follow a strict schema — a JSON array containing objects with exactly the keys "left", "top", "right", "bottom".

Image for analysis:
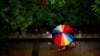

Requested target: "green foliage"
[
  {"left": 92, "top": 0, "right": 100, "bottom": 18},
  {"left": 92, "top": 0, "right": 100, "bottom": 13},
  {"left": 91, "top": 0, "right": 100, "bottom": 25},
  {"left": 1, "top": 0, "right": 33, "bottom": 35},
  {"left": 0, "top": 0, "right": 99, "bottom": 38}
]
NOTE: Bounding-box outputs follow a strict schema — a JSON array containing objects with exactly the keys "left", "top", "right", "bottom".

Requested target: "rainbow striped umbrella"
[{"left": 52, "top": 24, "right": 74, "bottom": 46}]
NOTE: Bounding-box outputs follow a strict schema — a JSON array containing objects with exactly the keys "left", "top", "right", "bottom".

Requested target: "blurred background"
[{"left": 0, "top": 0, "right": 100, "bottom": 56}]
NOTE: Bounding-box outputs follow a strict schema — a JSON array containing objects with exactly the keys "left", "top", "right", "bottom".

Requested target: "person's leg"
[{"left": 57, "top": 46, "right": 66, "bottom": 51}]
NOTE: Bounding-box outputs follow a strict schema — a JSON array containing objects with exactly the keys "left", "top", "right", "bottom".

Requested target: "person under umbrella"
[{"left": 52, "top": 24, "right": 76, "bottom": 51}]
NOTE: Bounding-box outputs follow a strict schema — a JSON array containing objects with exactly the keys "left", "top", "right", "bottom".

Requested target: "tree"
[
  {"left": 0, "top": 0, "right": 33, "bottom": 35},
  {"left": 0, "top": 0, "right": 99, "bottom": 38}
]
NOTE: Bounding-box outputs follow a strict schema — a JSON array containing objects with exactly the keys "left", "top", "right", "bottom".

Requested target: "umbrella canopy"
[
  {"left": 52, "top": 24, "right": 73, "bottom": 33},
  {"left": 52, "top": 33, "right": 74, "bottom": 46},
  {"left": 52, "top": 24, "right": 74, "bottom": 46}
]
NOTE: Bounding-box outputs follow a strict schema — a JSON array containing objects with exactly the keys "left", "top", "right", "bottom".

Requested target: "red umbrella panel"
[
  {"left": 52, "top": 24, "right": 74, "bottom": 33},
  {"left": 52, "top": 33, "right": 74, "bottom": 46}
]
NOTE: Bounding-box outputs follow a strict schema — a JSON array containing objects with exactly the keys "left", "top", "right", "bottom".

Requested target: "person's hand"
[{"left": 69, "top": 42, "right": 76, "bottom": 48}]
